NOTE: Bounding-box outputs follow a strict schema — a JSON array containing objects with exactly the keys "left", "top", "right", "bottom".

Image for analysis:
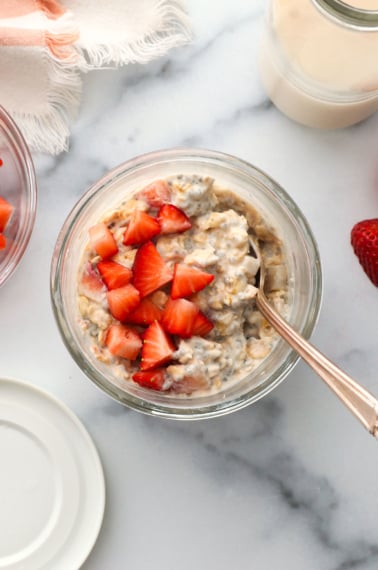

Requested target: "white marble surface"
[{"left": 2, "top": 1, "right": 378, "bottom": 568}]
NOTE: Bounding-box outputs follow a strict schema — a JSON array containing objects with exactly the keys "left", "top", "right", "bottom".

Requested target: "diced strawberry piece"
[
  {"left": 78, "top": 263, "right": 107, "bottom": 302},
  {"left": 191, "top": 311, "right": 214, "bottom": 337},
  {"left": 161, "top": 297, "right": 199, "bottom": 338},
  {"left": 107, "top": 284, "right": 140, "bottom": 321},
  {"left": 132, "top": 241, "right": 173, "bottom": 298},
  {"left": 0, "top": 197, "right": 13, "bottom": 232},
  {"left": 105, "top": 324, "right": 142, "bottom": 360},
  {"left": 141, "top": 321, "right": 175, "bottom": 370},
  {"left": 89, "top": 222, "right": 118, "bottom": 259},
  {"left": 132, "top": 368, "right": 167, "bottom": 391},
  {"left": 171, "top": 372, "right": 210, "bottom": 394},
  {"left": 157, "top": 204, "right": 192, "bottom": 235},
  {"left": 97, "top": 260, "right": 132, "bottom": 290},
  {"left": 123, "top": 210, "right": 161, "bottom": 246},
  {"left": 136, "top": 180, "right": 171, "bottom": 208},
  {"left": 0, "top": 233, "right": 6, "bottom": 250},
  {"left": 171, "top": 263, "right": 214, "bottom": 299},
  {"left": 126, "top": 295, "right": 164, "bottom": 325}
]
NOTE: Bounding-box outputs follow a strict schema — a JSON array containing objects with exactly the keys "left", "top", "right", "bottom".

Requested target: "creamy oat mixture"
[{"left": 77, "top": 175, "right": 288, "bottom": 395}]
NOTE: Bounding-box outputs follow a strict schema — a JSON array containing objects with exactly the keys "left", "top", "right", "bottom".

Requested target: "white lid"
[{"left": 0, "top": 378, "right": 105, "bottom": 569}]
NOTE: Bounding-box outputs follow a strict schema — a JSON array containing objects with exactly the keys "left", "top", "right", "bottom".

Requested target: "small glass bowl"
[
  {"left": 0, "top": 106, "right": 37, "bottom": 287},
  {"left": 51, "top": 148, "right": 322, "bottom": 419}
]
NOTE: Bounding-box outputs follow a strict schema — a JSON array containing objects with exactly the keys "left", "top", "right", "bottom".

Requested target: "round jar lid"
[{"left": 0, "top": 377, "right": 105, "bottom": 569}]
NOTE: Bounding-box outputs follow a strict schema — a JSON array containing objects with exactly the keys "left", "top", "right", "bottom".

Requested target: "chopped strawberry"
[
  {"left": 161, "top": 297, "right": 199, "bottom": 338},
  {"left": 0, "top": 233, "right": 6, "bottom": 250},
  {"left": 105, "top": 324, "right": 142, "bottom": 360},
  {"left": 78, "top": 263, "right": 106, "bottom": 302},
  {"left": 123, "top": 210, "right": 161, "bottom": 246},
  {"left": 107, "top": 284, "right": 140, "bottom": 321},
  {"left": 141, "top": 321, "right": 175, "bottom": 370},
  {"left": 157, "top": 204, "right": 192, "bottom": 235},
  {"left": 126, "top": 295, "right": 164, "bottom": 325},
  {"left": 171, "top": 263, "right": 214, "bottom": 299},
  {"left": 132, "top": 368, "right": 167, "bottom": 391},
  {"left": 191, "top": 311, "right": 214, "bottom": 337},
  {"left": 136, "top": 179, "right": 171, "bottom": 208},
  {"left": 351, "top": 218, "right": 378, "bottom": 286},
  {"left": 171, "top": 372, "right": 210, "bottom": 394},
  {"left": 132, "top": 241, "right": 173, "bottom": 298},
  {"left": 97, "top": 260, "right": 132, "bottom": 290},
  {"left": 0, "top": 197, "right": 13, "bottom": 232},
  {"left": 89, "top": 222, "right": 118, "bottom": 259}
]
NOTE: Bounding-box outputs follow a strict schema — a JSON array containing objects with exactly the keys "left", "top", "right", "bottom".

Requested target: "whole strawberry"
[{"left": 351, "top": 218, "right": 378, "bottom": 286}]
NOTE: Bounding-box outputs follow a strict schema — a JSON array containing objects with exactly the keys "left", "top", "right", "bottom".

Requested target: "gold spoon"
[{"left": 251, "top": 236, "right": 378, "bottom": 438}]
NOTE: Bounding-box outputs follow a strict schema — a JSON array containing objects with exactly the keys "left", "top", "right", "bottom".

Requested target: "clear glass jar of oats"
[{"left": 51, "top": 148, "right": 322, "bottom": 419}]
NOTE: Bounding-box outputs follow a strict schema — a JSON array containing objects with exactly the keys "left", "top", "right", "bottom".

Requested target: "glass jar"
[
  {"left": 259, "top": 0, "right": 378, "bottom": 128},
  {"left": 50, "top": 148, "right": 322, "bottom": 420},
  {"left": 0, "top": 106, "right": 37, "bottom": 287}
]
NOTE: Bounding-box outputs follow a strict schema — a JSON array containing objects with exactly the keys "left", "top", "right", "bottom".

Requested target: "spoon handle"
[{"left": 257, "top": 293, "right": 378, "bottom": 438}]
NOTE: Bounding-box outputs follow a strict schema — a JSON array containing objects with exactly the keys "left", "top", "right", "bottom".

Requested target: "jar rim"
[{"left": 313, "top": 0, "right": 378, "bottom": 28}]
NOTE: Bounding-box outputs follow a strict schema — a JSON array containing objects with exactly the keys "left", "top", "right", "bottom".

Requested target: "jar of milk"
[{"left": 259, "top": 0, "right": 378, "bottom": 128}]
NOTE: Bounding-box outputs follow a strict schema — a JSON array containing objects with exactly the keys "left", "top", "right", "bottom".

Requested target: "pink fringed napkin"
[{"left": 0, "top": 0, "right": 191, "bottom": 154}]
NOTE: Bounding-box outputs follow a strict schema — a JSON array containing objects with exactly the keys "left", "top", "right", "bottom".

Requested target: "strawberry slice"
[
  {"left": 171, "top": 263, "right": 214, "bottom": 299},
  {"left": 132, "top": 241, "right": 173, "bottom": 298},
  {"left": 105, "top": 324, "right": 142, "bottom": 360},
  {"left": 89, "top": 222, "right": 118, "bottom": 259},
  {"left": 78, "top": 263, "right": 106, "bottom": 302},
  {"left": 0, "top": 233, "right": 6, "bottom": 250},
  {"left": 136, "top": 180, "right": 171, "bottom": 208},
  {"left": 132, "top": 368, "right": 167, "bottom": 391},
  {"left": 141, "top": 321, "right": 175, "bottom": 370},
  {"left": 123, "top": 210, "right": 161, "bottom": 246},
  {"left": 97, "top": 260, "right": 132, "bottom": 290},
  {"left": 0, "top": 197, "right": 13, "bottom": 232},
  {"left": 191, "top": 311, "right": 214, "bottom": 337},
  {"left": 107, "top": 284, "right": 140, "bottom": 321},
  {"left": 161, "top": 297, "right": 199, "bottom": 338},
  {"left": 126, "top": 295, "right": 164, "bottom": 325},
  {"left": 171, "top": 373, "right": 210, "bottom": 394},
  {"left": 157, "top": 204, "right": 192, "bottom": 235}
]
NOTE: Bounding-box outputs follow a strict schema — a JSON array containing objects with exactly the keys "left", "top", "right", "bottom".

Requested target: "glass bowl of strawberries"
[
  {"left": 51, "top": 148, "right": 322, "bottom": 419},
  {"left": 0, "top": 106, "right": 37, "bottom": 288}
]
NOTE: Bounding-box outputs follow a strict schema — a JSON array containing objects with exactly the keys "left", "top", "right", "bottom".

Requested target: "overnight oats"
[{"left": 77, "top": 175, "right": 289, "bottom": 396}]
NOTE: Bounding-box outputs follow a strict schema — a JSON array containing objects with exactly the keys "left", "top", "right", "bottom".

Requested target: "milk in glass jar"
[{"left": 259, "top": 0, "right": 378, "bottom": 128}]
